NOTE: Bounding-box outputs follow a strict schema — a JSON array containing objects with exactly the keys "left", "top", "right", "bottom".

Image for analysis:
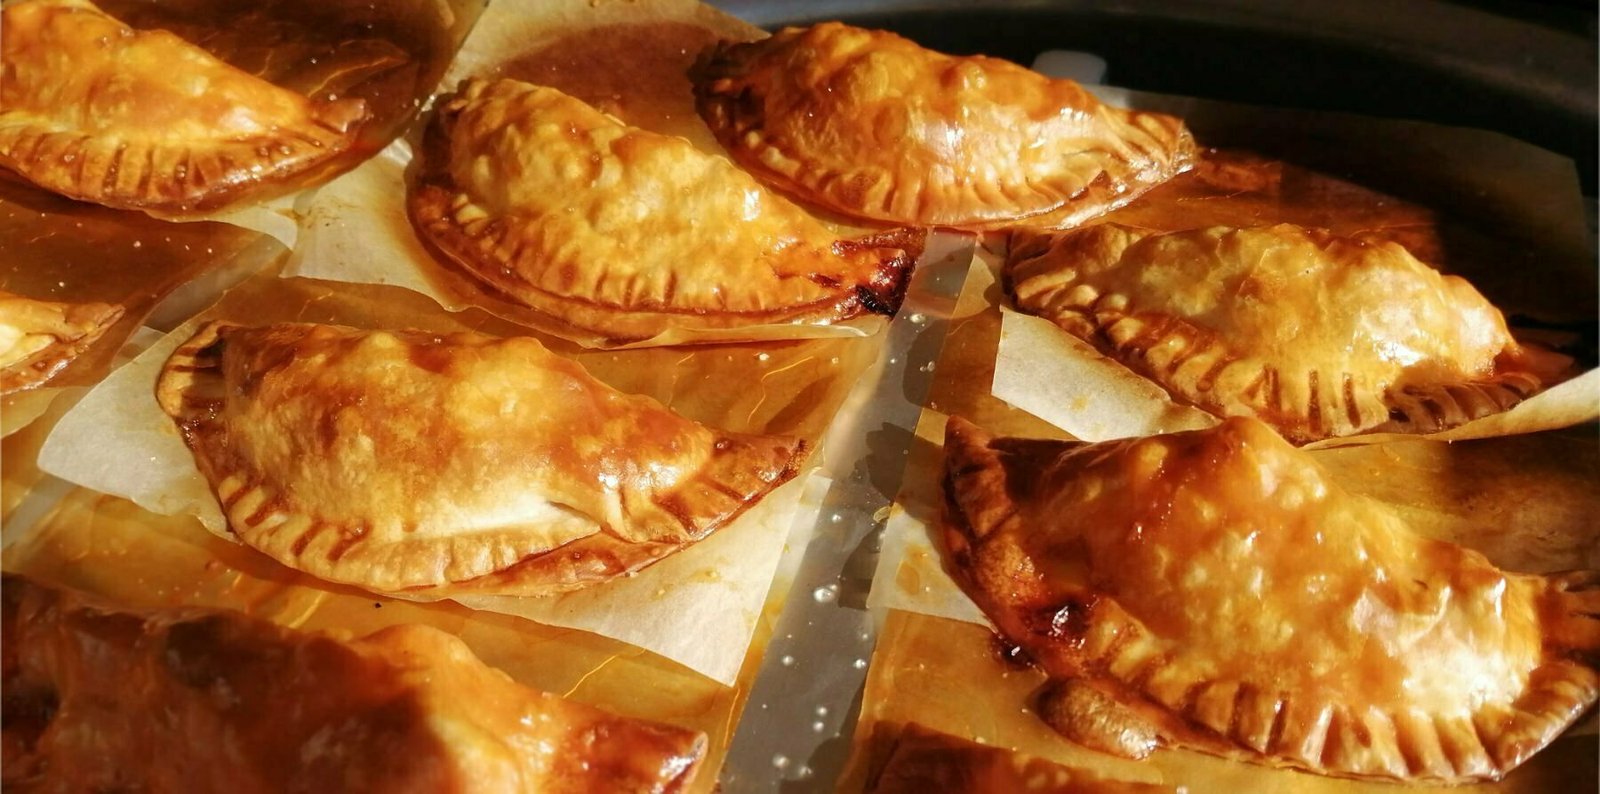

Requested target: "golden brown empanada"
[
  {"left": 409, "top": 77, "right": 919, "bottom": 344},
  {"left": 868, "top": 723, "right": 1177, "bottom": 793},
  {"left": 692, "top": 22, "right": 1194, "bottom": 230},
  {"left": 941, "top": 415, "right": 1600, "bottom": 784},
  {"left": 1006, "top": 223, "right": 1563, "bottom": 443},
  {"left": 0, "top": 0, "right": 367, "bottom": 212},
  {"left": 155, "top": 321, "right": 807, "bottom": 596},
  {"left": 0, "top": 290, "right": 123, "bottom": 393},
  {"left": 1, "top": 574, "right": 706, "bottom": 792}
]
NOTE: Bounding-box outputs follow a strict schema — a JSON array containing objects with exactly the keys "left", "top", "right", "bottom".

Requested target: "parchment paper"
[
  {"left": 995, "top": 307, "right": 1600, "bottom": 447},
  {"left": 37, "top": 272, "right": 872, "bottom": 685}
]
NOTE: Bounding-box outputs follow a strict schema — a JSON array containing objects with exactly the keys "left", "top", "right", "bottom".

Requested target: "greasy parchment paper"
[
  {"left": 998, "top": 307, "right": 1600, "bottom": 448},
  {"left": 66, "top": 0, "right": 487, "bottom": 245},
  {"left": 859, "top": 248, "right": 1600, "bottom": 794},
  {"left": 287, "top": 0, "right": 905, "bottom": 349},
  {"left": 35, "top": 271, "right": 877, "bottom": 685},
  {"left": 0, "top": 175, "right": 285, "bottom": 435}
]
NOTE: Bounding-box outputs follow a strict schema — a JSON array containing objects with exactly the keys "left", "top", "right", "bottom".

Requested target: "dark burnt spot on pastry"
[
  {"left": 405, "top": 342, "right": 455, "bottom": 375},
  {"left": 1033, "top": 596, "right": 1098, "bottom": 643},
  {"left": 990, "top": 633, "right": 1034, "bottom": 670}
]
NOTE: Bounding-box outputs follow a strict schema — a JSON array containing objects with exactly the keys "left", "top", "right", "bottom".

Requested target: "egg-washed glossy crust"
[
  {"left": 0, "top": 0, "right": 367, "bottom": 212},
  {"left": 0, "top": 290, "right": 122, "bottom": 393},
  {"left": 155, "top": 321, "right": 808, "bottom": 596},
  {"left": 940, "top": 416, "right": 1599, "bottom": 784},
  {"left": 1006, "top": 223, "right": 1562, "bottom": 443},
  {"left": 692, "top": 22, "right": 1195, "bottom": 230},
  {"left": 409, "top": 77, "right": 921, "bottom": 344},
  {"left": 0, "top": 574, "right": 706, "bottom": 793}
]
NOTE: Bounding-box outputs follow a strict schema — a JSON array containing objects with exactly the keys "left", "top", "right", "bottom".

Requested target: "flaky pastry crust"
[
  {"left": 0, "top": 289, "right": 123, "bottom": 393},
  {"left": 692, "top": 22, "right": 1194, "bottom": 230},
  {"left": 940, "top": 416, "right": 1600, "bottom": 784},
  {"left": 0, "top": 0, "right": 367, "bottom": 212},
  {"left": 1006, "top": 223, "right": 1561, "bottom": 443},
  {"left": 0, "top": 574, "right": 706, "bottom": 793},
  {"left": 409, "top": 77, "right": 920, "bottom": 344},
  {"left": 155, "top": 322, "right": 807, "bottom": 596}
]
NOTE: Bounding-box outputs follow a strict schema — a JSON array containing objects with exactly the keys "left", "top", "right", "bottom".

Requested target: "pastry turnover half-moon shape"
[
  {"left": 1, "top": 574, "right": 706, "bottom": 793},
  {"left": 409, "top": 77, "right": 920, "bottom": 344},
  {"left": 0, "top": 0, "right": 368, "bottom": 212},
  {"left": 940, "top": 415, "right": 1600, "bottom": 784},
  {"left": 1006, "top": 223, "right": 1563, "bottom": 443},
  {"left": 692, "top": 22, "right": 1195, "bottom": 230},
  {"left": 0, "top": 290, "right": 123, "bottom": 393},
  {"left": 155, "top": 322, "right": 807, "bottom": 596}
]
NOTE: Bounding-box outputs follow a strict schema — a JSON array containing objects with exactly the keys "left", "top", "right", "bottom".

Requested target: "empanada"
[
  {"left": 1006, "top": 223, "right": 1562, "bottom": 443},
  {"left": 941, "top": 416, "right": 1599, "bottom": 783},
  {"left": 409, "top": 77, "right": 919, "bottom": 344},
  {"left": 0, "top": 290, "right": 122, "bottom": 393},
  {"left": 868, "top": 723, "right": 1176, "bottom": 793},
  {"left": 692, "top": 22, "right": 1194, "bottom": 230},
  {"left": 0, "top": 0, "right": 367, "bottom": 212},
  {"left": 1, "top": 574, "right": 706, "bottom": 792},
  {"left": 156, "top": 322, "right": 807, "bottom": 596}
]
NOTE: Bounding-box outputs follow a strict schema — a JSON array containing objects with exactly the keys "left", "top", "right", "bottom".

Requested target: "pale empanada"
[
  {"left": 692, "top": 22, "right": 1194, "bottom": 230},
  {"left": 1006, "top": 223, "right": 1563, "bottom": 443},
  {"left": 868, "top": 723, "right": 1176, "bottom": 794},
  {"left": 0, "top": 290, "right": 123, "bottom": 393},
  {"left": 155, "top": 322, "right": 807, "bottom": 596},
  {"left": 0, "top": 0, "right": 367, "bottom": 212},
  {"left": 1, "top": 574, "right": 706, "bottom": 792},
  {"left": 409, "top": 77, "right": 920, "bottom": 344},
  {"left": 941, "top": 416, "right": 1599, "bottom": 784}
]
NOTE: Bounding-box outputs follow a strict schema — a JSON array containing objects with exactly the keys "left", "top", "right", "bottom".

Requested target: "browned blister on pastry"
[
  {"left": 0, "top": 0, "right": 367, "bottom": 212},
  {"left": 1006, "top": 223, "right": 1566, "bottom": 443},
  {"left": 0, "top": 290, "right": 122, "bottom": 393},
  {"left": 155, "top": 321, "right": 807, "bottom": 596},
  {"left": 868, "top": 723, "right": 1177, "bottom": 794},
  {"left": 940, "top": 415, "right": 1600, "bottom": 784},
  {"left": 0, "top": 574, "right": 706, "bottom": 793},
  {"left": 692, "top": 22, "right": 1194, "bottom": 230},
  {"left": 409, "top": 77, "right": 919, "bottom": 344}
]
